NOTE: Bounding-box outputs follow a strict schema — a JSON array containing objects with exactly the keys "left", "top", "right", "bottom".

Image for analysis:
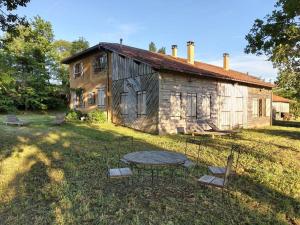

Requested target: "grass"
[{"left": 0, "top": 113, "right": 299, "bottom": 225}]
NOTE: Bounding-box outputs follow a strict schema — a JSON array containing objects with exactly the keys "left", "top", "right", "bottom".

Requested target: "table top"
[{"left": 123, "top": 150, "right": 187, "bottom": 166}]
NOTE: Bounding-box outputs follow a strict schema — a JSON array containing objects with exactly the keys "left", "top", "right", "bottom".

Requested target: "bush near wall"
[
  {"left": 65, "top": 109, "right": 84, "bottom": 121},
  {"left": 87, "top": 109, "right": 106, "bottom": 123}
]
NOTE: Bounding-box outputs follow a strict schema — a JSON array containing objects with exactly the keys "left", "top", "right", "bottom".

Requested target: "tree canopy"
[
  {"left": 245, "top": 0, "right": 300, "bottom": 100},
  {"left": 149, "top": 42, "right": 157, "bottom": 52},
  {"left": 149, "top": 42, "right": 166, "bottom": 54},
  {"left": 0, "top": 16, "right": 89, "bottom": 112},
  {"left": 0, "top": 0, "right": 30, "bottom": 35},
  {"left": 70, "top": 37, "right": 89, "bottom": 55}
]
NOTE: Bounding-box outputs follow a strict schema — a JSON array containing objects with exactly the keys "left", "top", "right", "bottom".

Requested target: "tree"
[
  {"left": 149, "top": 42, "right": 157, "bottom": 52},
  {"left": 1, "top": 16, "right": 62, "bottom": 110},
  {"left": 245, "top": 0, "right": 300, "bottom": 99},
  {"left": 157, "top": 47, "right": 166, "bottom": 54},
  {"left": 0, "top": 50, "right": 17, "bottom": 112},
  {"left": 0, "top": 0, "right": 30, "bottom": 35},
  {"left": 70, "top": 37, "right": 89, "bottom": 55}
]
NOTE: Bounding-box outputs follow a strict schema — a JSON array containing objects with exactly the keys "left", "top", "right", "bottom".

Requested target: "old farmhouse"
[{"left": 62, "top": 42, "right": 273, "bottom": 134}]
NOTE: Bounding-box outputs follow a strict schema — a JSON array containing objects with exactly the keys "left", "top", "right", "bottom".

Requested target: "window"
[
  {"left": 88, "top": 92, "right": 95, "bottom": 105},
  {"left": 259, "top": 99, "right": 263, "bottom": 117},
  {"left": 73, "top": 62, "right": 83, "bottom": 78},
  {"left": 93, "top": 54, "right": 108, "bottom": 73},
  {"left": 137, "top": 91, "right": 146, "bottom": 116},
  {"left": 266, "top": 98, "right": 271, "bottom": 117},
  {"left": 186, "top": 93, "right": 197, "bottom": 117},
  {"left": 170, "top": 92, "right": 181, "bottom": 117},
  {"left": 202, "top": 95, "right": 211, "bottom": 119},
  {"left": 252, "top": 98, "right": 258, "bottom": 117},
  {"left": 72, "top": 92, "right": 77, "bottom": 108},
  {"left": 97, "top": 88, "right": 105, "bottom": 107},
  {"left": 120, "top": 93, "right": 128, "bottom": 115}
]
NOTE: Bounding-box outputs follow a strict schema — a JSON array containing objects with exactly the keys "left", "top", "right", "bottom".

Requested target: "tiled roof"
[
  {"left": 62, "top": 42, "right": 274, "bottom": 88},
  {"left": 272, "top": 94, "right": 291, "bottom": 103}
]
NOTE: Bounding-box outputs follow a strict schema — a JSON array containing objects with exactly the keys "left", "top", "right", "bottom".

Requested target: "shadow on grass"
[
  {"left": 0, "top": 121, "right": 298, "bottom": 224},
  {"left": 273, "top": 120, "right": 300, "bottom": 128}
]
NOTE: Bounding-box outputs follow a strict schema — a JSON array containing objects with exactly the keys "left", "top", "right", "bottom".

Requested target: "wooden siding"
[
  {"left": 158, "top": 72, "right": 219, "bottom": 134},
  {"left": 217, "top": 83, "right": 248, "bottom": 129},
  {"left": 247, "top": 87, "right": 272, "bottom": 127},
  {"left": 158, "top": 72, "right": 271, "bottom": 134},
  {"left": 111, "top": 52, "right": 159, "bottom": 133}
]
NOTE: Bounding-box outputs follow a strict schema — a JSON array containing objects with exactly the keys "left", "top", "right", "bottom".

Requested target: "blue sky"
[{"left": 17, "top": 0, "right": 278, "bottom": 81}]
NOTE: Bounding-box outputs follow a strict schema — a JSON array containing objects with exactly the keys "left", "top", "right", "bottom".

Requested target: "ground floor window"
[
  {"left": 97, "top": 88, "right": 105, "bottom": 107},
  {"left": 120, "top": 92, "right": 128, "bottom": 115},
  {"left": 72, "top": 89, "right": 84, "bottom": 108},
  {"left": 186, "top": 93, "right": 197, "bottom": 118},
  {"left": 258, "top": 99, "right": 263, "bottom": 117},
  {"left": 201, "top": 95, "right": 211, "bottom": 119},
  {"left": 137, "top": 91, "right": 146, "bottom": 117},
  {"left": 88, "top": 92, "right": 96, "bottom": 105}
]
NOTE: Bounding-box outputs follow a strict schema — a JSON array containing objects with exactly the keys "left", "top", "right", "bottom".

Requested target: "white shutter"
[
  {"left": 171, "top": 93, "right": 181, "bottom": 117},
  {"left": 98, "top": 88, "right": 105, "bottom": 107},
  {"left": 266, "top": 99, "right": 271, "bottom": 116},
  {"left": 252, "top": 98, "right": 258, "bottom": 117},
  {"left": 80, "top": 62, "right": 84, "bottom": 76}
]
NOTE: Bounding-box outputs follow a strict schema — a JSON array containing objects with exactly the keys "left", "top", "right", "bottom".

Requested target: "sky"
[{"left": 16, "top": 0, "right": 278, "bottom": 81}]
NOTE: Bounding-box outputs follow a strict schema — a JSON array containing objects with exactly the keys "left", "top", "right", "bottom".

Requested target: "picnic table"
[{"left": 122, "top": 150, "right": 187, "bottom": 183}]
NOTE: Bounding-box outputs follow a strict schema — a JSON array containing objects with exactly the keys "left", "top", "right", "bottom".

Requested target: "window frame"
[
  {"left": 97, "top": 87, "right": 106, "bottom": 107},
  {"left": 88, "top": 92, "right": 96, "bottom": 105},
  {"left": 93, "top": 54, "right": 108, "bottom": 73},
  {"left": 73, "top": 62, "right": 83, "bottom": 78},
  {"left": 137, "top": 91, "right": 147, "bottom": 117}
]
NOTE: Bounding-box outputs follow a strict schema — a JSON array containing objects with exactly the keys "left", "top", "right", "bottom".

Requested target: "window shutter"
[
  {"left": 266, "top": 99, "right": 271, "bottom": 116},
  {"left": 252, "top": 98, "right": 258, "bottom": 117},
  {"left": 73, "top": 65, "right": 76, "bottom": 78},
  {"left": 80, "top": 62, "right": 84, "bottom": 76},
  {"left": 202, "top": 95, "right": 211, "bottom": 119}
]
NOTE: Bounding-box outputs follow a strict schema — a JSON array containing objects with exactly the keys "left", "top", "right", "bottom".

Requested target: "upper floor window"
[
  {"left": 186, "top": 93, "right": 197, "bottom": 117},
  {"left": 73, "top": 62, "right": 83, "bottom": 78},
  {"left": 137, "top": 91, "right": 146, "bottom": 117},
  {"left": 93, "top": 54, "right": 108, "bottom": 73}
]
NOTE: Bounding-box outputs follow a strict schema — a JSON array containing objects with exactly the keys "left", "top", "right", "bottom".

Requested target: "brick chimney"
[
  {"left": 171, "top": 45, "right": 178, "bottom": 58},
  {"left": 223, "top": 53, "right": 229, "bottom": 70},
  {"left": 187, "top": 41, "right": 195, "bottom": 64}
]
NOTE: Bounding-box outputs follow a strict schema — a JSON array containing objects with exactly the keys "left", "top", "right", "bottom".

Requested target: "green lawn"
[{"left": 0, "top": 113, "right": 299, "bottom": 225}]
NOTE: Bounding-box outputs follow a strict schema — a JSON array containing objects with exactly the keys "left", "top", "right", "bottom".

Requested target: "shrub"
[
  {"left": 65, "top": 109, "right": 84, "bottom": 121},
  {"left": 87, "top": 109, "right": 106, "bottom": 123}
]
